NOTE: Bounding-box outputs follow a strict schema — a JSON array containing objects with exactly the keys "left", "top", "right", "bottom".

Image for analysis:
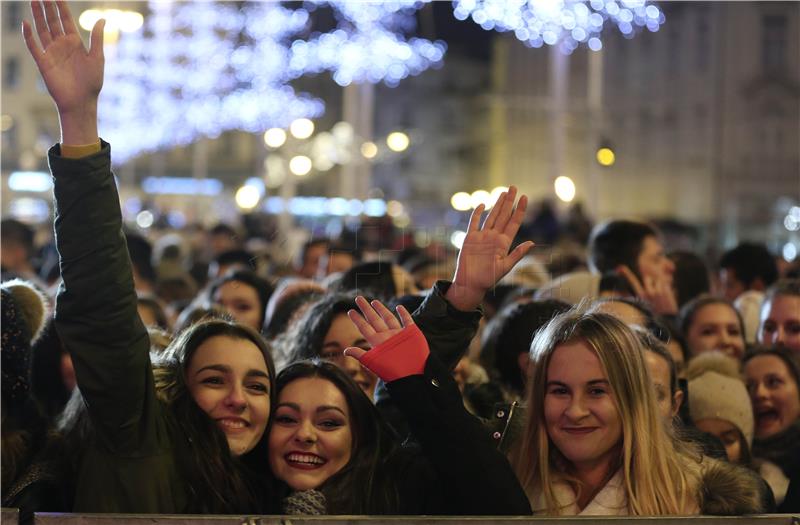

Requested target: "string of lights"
[{"left": 452, "top": 0, "right": 665, "bottom": 53}]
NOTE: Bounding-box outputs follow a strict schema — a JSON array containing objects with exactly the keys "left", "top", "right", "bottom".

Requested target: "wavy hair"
[{"left": 512, "top": 308, "right": 701, "bottom": 515}]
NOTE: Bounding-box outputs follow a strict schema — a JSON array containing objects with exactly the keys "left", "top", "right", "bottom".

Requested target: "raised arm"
[
  {"left": 345, "top": 299, "right": 532, "bottom": 515},
  {"left": 22, "top": 0, "right": 104, "bottom": 145},
  {"left": 25, "top": 1, "right": 153, "bottom": 452}
]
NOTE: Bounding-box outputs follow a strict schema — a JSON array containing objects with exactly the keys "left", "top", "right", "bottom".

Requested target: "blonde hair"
[{"left": 512, "top": 308, "right": 702, "bottom": 515}]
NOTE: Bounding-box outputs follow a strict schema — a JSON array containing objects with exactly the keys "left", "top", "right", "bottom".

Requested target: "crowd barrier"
[{"left": 0, "top": 512, "right": 792, "bottom": 525}]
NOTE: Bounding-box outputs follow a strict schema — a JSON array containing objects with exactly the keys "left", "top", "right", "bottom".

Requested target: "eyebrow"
[
  {"left": 322, "top": 339, "right": 368, "bottom": 349},
  {"left": 546, "top": 379, "right": 609, "bottom": 387},
  {"left": 276, "top": 402, "right": 347, "bottom": 416},
  {"left": 195, "top": 364, "right": 269, "bottom": 379}
]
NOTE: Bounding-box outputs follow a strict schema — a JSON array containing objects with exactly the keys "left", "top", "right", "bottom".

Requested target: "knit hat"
[
  {"left": 687, "top": 351, "right": 754, "bottom": 446},
  {"left": 2, "top": 279, "right": 49, "bottom": 407}
]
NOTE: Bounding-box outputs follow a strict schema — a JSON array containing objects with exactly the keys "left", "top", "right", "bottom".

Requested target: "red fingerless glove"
[{"left": 358, "top": 324, "right": 430, "bottom": 382}]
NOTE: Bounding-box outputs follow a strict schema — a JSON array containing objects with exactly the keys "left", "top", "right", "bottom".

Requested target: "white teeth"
[
  {"left": 287, "top": 453, "right": 324, "bottom": 465},
  {"left": 218, "top": 419, "right": 247, "bottom": 429}
]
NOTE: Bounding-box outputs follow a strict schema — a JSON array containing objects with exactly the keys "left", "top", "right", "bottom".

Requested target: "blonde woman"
[{"left": 513, "top": 309, "right": 769, "bottom": 515}]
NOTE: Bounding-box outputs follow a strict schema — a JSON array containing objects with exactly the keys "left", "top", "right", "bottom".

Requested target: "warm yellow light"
[
  {"left": 289, "top": 155, "right": 312, "bottom": 176},
  {"left": 290, "top": 118, "right": 315, "bottom": 140},
  {"left": 470, "top": 190, "right": 490, "bottom": 209},
  {"left": 361, "top": 141, "right": 378, "bottom": 159},
  {"left": 79, "top": 8, "right": 142, "bottom": 33},
  {"left": 263, "top": 128, "right": 287, "bottom": 148},
  {"left": 235, "top": 185, "right": 261, "bottom": 210},
  {"left": 386, "top": 132, "right": 410, "bottom": 152},
  {"left": 487, "top": 186, "right": 509, "bottom": 209},
  {"left": 451, "top": 192, "right": 472, "bottom": 211},
  {"left": 554, "top": 176, "right": 576, "bottom": 202},
  {"left": 596, "top": 147, "right": 615, "bottom": 167},
  {"left": 387, "top": 200, "right": 404, "bottom": 218},
  {"left": 1, "top": 115, "right": 14, "bottom": 132}
]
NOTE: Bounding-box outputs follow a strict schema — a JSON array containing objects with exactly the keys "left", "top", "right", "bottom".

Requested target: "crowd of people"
[{"left": 2, "top": 1, "right": 799, "bottom": 521}]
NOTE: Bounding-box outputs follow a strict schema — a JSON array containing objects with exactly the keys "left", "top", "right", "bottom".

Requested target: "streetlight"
[{"left": 596, "top": 146, "right": 616, "bottom": 167}]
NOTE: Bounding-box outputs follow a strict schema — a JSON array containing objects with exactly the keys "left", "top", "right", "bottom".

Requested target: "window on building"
[
  {"left": 3, "top": 57, "right": 19, "bottom": 89},
  {"left": 762, "top": 15, "right": 787, "bottom": 71}
]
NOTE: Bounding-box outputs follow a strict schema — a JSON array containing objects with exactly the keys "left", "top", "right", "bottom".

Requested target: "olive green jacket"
[{"left": 51, "top": 143, "right": 190, "bottom": 513}]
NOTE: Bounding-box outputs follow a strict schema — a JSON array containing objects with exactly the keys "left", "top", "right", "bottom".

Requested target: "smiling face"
[
  {"left": 186, "top": 335, "right": 271, "bottom": 456},
  {"left": 214, "top": 281, "right": 263, "bottom": 332},
  {"left": 321, "top": 314, "right": 377, "bottom": 398},
  {"left": 268, "top": 377, "right": 353, "bottom": 491},
  {"left": 744, "top": 354, "right": 800, "bottom": 439},
  {"left": 544, "top": 340, "right": 622, "bottom": 474},
  {"left": 758, "top": 295, "right": 800, "bottom": 354},
  {"left": 686, "top": 303, "right": 745, "bottom": 360}
]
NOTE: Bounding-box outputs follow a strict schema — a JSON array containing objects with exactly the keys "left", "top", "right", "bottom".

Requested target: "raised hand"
[
  {"left": 343, "top": 296, "right": 415, "bottom": 361},
  {"left": 446, "top": 186, "right": 534, "bottom": 311},
  {"left": 617, "top": 265, "right": 679, "bottom": 316},
  {"left": 22, "top": 0, "right": 105, "bottom": 144}
]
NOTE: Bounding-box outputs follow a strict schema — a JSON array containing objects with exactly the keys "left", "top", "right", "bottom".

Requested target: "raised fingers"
[
  {"left": 481, "top": 190, "right": 507, "bottom": 230},
  {"left": 56, "top": 0, "right": 78, "bottom": 35},
  {"left": 22, "top": 20, "right": 45, "bottom": 65},
  {"left": 371, "top": 299, "right": 401, "bottom": 330},
  {"left": 30, "top": 1, "right": 53, "bottom": 48},
  {"left": 396, "top": 305, "right": 415, "bottom": 328},
  {"left": 43, "top": 1, "right": 64, "bottom": 40},
  {"left": 502, "top": 194, "right": 528, "bottom": 239},
  {"left": 347, "top": 308, "right": 377, "bottom": 339},
  {"left": 487, "top": 186, "right": 518, "bottom": 231},
  {"left": 354, "top": 296, "right": 389, "bottom": 332},
  {"left": 466, "top": 204, "right": 485, "bottom": 233}
]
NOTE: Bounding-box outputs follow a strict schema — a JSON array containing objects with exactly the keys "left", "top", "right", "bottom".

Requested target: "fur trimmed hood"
[{"left": 699, "top": 457, "right": 774, "bottom": 514}]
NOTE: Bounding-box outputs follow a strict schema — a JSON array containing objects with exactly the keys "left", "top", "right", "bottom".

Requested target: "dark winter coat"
[{"left": 50, "top": 143, "right": 193, "bottom": 513}]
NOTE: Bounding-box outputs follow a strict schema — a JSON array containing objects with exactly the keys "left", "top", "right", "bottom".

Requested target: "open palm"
[{"left": 23, "top": 1, "right": 104, "bottom": 116}]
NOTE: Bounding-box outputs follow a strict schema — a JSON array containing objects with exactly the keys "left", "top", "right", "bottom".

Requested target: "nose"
[
  {"left": 224, "top": 383, "right": 247, "bottom": 411},
  {"left": 753, "top": 382, "right": 769, "bottom": 401},
  {"left": 773, "top": 326, "right": 786, "bottom": 346},
  {"left": 564, "top": 394, "right": 590, "bottom": 422},
  {"left": 294, "top": 420, "right": 316, "bottom": 444}
]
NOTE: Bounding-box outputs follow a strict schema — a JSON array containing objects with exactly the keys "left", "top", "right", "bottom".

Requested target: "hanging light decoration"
[{"left": 453, "top": 0, "right": 665, "bottom": 53}]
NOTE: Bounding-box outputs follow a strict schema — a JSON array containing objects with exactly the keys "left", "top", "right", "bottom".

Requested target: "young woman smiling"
[
  {"left": 24, "top": 1, "right": 277, "bottom": 513},
  {"left": 679, "top": 295, "right": 746, "bottom": 360}
]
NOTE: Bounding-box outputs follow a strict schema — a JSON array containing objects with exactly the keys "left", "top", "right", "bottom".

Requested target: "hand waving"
[
  {"left": 22, "top": 1, "right": 105, "bottom": 143},
  {"left": 447, "top": 186, "right": 534, "bottom": 311},
  {"left": 343, "top": 296, "right": 415, "bottom": 361}
]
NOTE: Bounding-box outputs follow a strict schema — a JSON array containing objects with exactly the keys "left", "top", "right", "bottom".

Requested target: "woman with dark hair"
[
  {"left": 269, "top": 357, "right": 528, "bottom": 515},
  {"left": 668, "top": 251, "right": 711, "bottom": 308},
  {"left": 25, "top": 3, "right": 278, "bottom": 513},
  {"left": 757, "top": 279, "right": 800, "bottom": 354},
  {"left": 262, "top": 278, "right": 325, "bottom": 340},
  {"left": 208, "top": 270, "right": 274, "bottom": 332},
  {"left": 274, "top": 294, "right": 378, "bottom": 399}
]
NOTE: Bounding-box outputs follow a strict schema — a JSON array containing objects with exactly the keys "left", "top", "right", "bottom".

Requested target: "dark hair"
[
  {"left": 30, "top": 320, "right": 72, "bottom": 421},
  {"left": 210, "top": 223, "right": 238, "bottom": 239},
  {"left": 154, "top": 319, "right": 278, "bottom": 513},
  {"left": 679, "top": 295, "right": 745, "bottom": 345},
  {"left": 208, "top": 270, "right": 274, "bottom": 329},
  {"left": 213, "top": 249, "right": 255, "bottom": 270},
  {"left": 669, "top": 251, "right": 711, "bottom": 307},
  {"left": 275, "top": 360, "right": 401, "bottom": 514},
  {"left": 0, "top": 219, "right": 34, "bottom": 253},
  {"left": 742, "top": 345, "right": 800, "bottom": 394},
  {"left": 481, "top": 299, "right": 570, "bottom": 395},
  {"left": 124, "top": 232, "right": 157, "bottom": 285},
  {"left": 263, "top": 284, "right": 325, "bottom": 340},
  {"left": 299, "top": 239, "right": 329, "bottom": 265},
  {"left": 173, "top": 303, "right": 232, "bottom": 334},
  {"left": 335, "top": 262, "right": 398, "bottom": 301},
  {"left": 276, "top": 294, "right": 359, "bottom": 366},
  {"left": 588, "top": 219, "right": 659, "bottom": 279},
  {"left": 634, "top": 327, "right": 678, "bottom": 396},
  {"left": 137, "top": 295, "right": 169, "bottom": 330},
  {"left": 719, "top": 243, "right": 778, "bottom": 290},
  {"left": 598, "top": 271, "right": 636, "bottom": 296}
]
